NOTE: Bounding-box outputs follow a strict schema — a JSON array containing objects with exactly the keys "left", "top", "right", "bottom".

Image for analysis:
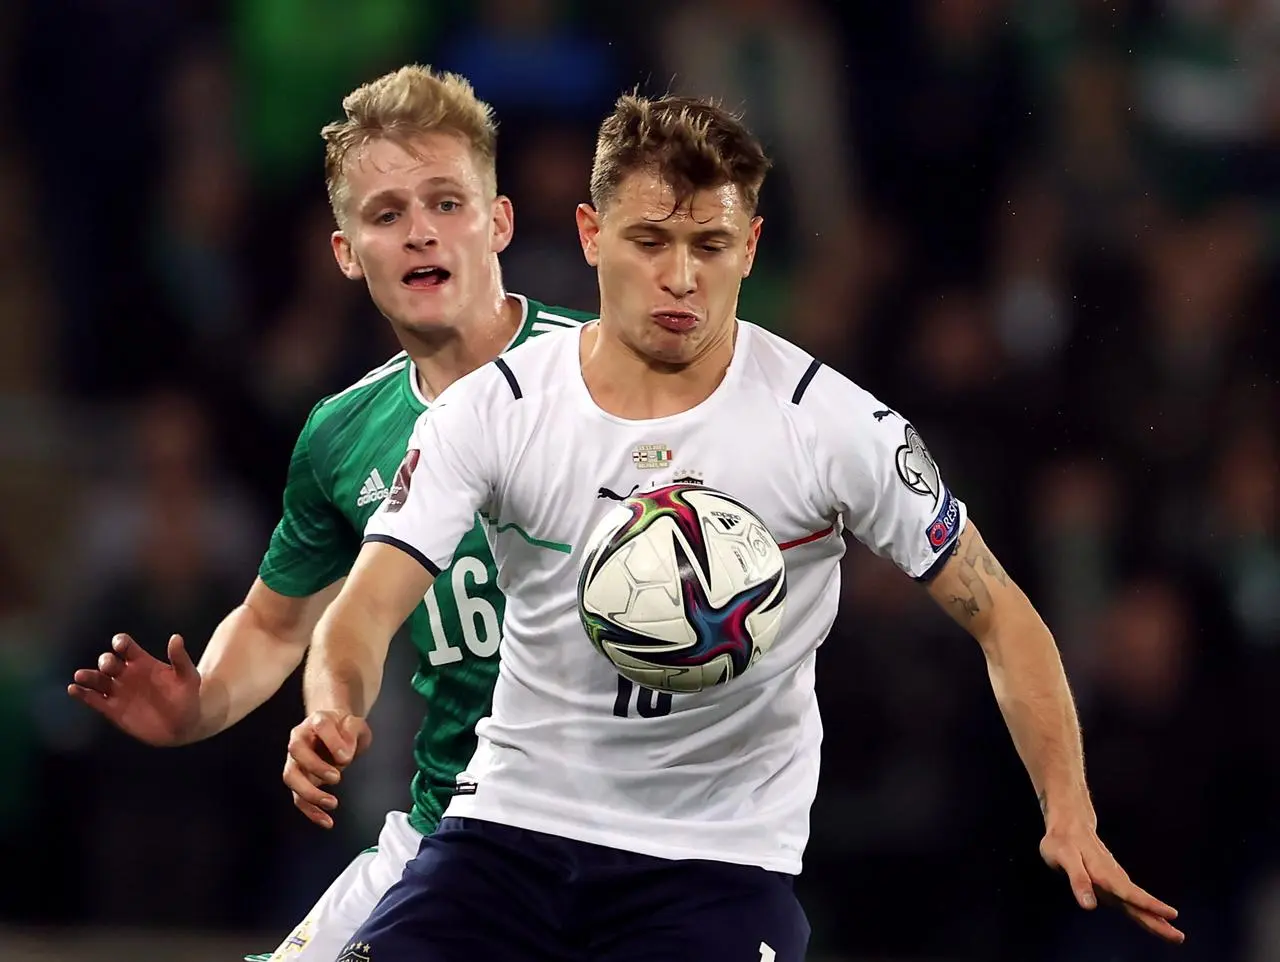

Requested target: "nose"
[
  {"left": 660, "top": 245, "right": 696, "bottom": 299},
  {"left": 404, "top": 205, "right": 437, "bottom": 251}
]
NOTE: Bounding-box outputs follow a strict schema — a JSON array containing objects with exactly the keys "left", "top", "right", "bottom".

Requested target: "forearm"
[
  {"left": 189, "top": 604, "right": 309, "bottom": 743},
  {"left": 302, "top": 542, "right": 434, "bottom": 717},
  {"left": 304, "top": 592, "right": 390, "bottom": 718},
  {"left": 929, "top": 523, "right": 1092, "bottom": 824},
  {"left": 978, "top": 598, "right": 1092, "bottom": 825}
]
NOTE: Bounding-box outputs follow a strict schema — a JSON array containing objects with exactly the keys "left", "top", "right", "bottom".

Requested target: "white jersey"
[{"left": 364, "top": 320, "right": 967, "bottom": 874}]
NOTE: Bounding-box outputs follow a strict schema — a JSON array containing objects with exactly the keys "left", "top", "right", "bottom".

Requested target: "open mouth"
[{"left": 402, "top": 267, "right": 451, "bottom": 289}]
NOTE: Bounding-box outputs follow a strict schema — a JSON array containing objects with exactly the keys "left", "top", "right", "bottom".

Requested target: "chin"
[
  {"left": 396, "top": 304, "right": 460, "bottom": 337},
  {"left": 653, "top": 324, "right": 704, "bottom": 351},
  {"left": 642, "top": 340, "right": 696, "bottom": 367},
  {"left": 399, "top": 315, "right": 451, "bottom": 334}
]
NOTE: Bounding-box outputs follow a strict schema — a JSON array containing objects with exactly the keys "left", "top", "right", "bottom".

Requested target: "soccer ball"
[{"left": 577, "top": 483, "right": 787, "bottom": 694}]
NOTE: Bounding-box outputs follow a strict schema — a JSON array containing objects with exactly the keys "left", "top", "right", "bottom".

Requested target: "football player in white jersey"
[{"left": 285, "top": 94, "right": 1185, "bottom": 960}]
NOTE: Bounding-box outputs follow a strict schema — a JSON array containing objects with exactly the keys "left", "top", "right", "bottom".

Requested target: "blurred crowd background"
[{"left": 0, "top": 0, "right": 1276, "bottom": 960}]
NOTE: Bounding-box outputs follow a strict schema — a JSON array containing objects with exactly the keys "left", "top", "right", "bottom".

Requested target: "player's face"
[
  {"left": 577, "top": 171, "right": 761, "bottom": 366},
  {"left": 332, "top": 133, "right": 513, "bottom": 337}
]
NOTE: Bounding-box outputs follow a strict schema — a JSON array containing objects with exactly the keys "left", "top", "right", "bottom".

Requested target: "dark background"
[{"left": 0, "top": 1, "right": 1276, "bottom": 959}]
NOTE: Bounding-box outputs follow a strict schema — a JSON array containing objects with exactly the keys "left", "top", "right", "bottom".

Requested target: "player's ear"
[
  {"left": 332, "top": 230, "right": 364, "bottom": 280},
  {"left": 577, "top": 203, "right": 601, "bottom": 267},
  {"left": 742, "top": 216, "right": 763, "bottom": 278},
  {"left": 490, "top": 195, "right": 515, "bottom": 254}
]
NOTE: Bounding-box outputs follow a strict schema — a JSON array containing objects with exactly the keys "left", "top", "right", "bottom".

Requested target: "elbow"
[
  {"left": 967, "top": 608, "right": 1001, "bottom": 660},
  {"left": 242, "top": 578, "right": 342, "bottom": 656},
  {"left": 976, "top": 588, "right": 1053, "bottom": 663}
]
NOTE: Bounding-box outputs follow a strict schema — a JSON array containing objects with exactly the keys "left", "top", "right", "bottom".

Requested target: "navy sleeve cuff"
[{"left": 363, "top": 534, "right": 442, "bottom": 577}]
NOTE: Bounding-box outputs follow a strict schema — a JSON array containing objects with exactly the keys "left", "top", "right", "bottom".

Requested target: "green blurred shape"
[{"left": 232, "top": 0, "right": 440, "bottom": 187}]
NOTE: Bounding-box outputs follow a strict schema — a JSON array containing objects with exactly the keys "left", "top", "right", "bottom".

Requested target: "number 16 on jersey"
[{"left": 612, "top": 676, "right": 673, "bottom": 718}]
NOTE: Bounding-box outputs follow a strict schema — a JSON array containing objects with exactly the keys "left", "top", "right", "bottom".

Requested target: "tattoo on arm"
[
  {"left": 942, "top": 531, "right": 1009, "bottom": 625},
  {"left": 1038, "top": 789, "right": 1048, "bottom": 819},
  {"left": 979, "top": 544, "right": 1009, "bottom": 587},
  {"left": 948, "top": 593, "right": 980, "bottom": 618}
]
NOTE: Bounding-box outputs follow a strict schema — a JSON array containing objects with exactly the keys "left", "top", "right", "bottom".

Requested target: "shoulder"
[
  {"left": 738, "top": 322, "right": 839, "bottom": 407},
  {"left": 288, "top": 352, "right": 410, "bottom": 456},
  {"left": 423, "top": 346, "right": 533, "bottom": 424},
  {"left": 414, "top": 327, "right": 578, "bottom": 450},
  {"left": 488, "top": 322, "right": 580, "bottom": 401},
  {"left": 738, "top": 322, "right": 894, "bottom": 443},
  {"left": 313, "top": 352, "right": 410, "bottom": 422}
]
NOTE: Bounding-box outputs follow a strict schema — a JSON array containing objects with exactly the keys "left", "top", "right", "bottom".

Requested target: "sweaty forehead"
[{"left": 616, "top": 173, "right": 749, "bottom": 228}]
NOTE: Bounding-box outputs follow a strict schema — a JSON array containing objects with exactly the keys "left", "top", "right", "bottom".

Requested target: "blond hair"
[
  {"left": 589, "top": 93, "right": 771, "bottom": 216},
  {"left": 321, "top": 64, "right": 498, "bottom": 224}
]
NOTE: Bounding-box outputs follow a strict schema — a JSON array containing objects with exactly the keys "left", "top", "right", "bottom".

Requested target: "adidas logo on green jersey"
[{"left": 356, "top": 467, "right": 391, "bottom": 507}]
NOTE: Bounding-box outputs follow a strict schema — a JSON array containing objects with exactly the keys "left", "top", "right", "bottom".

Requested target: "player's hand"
[
  {"left": 67, "top": 633, "right": 202, "bottom": 747},
  {"left": 1040, "top": 817, "right": 1184, "bottom": 944},
  {"left": 283, "top": 710, "right": 372, "bottom": 829}
]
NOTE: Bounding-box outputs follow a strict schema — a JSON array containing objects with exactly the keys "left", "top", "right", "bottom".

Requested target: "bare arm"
[
  {"left": 68, "top": 576, "right": 341, "bottom": 747},
  {"left": 283, "top": 542, "right": 433, "bottom": 827},
  {"left": 189, "top": 577, "right": 343, "bottom": 742},
  {"left": 926, "top": 521, "right": 1182, "bottom": 942},
  {"left": 303, "top": 542, "right": 435, "bottom": 719},
  {"left": 925, "top": 522, "right": 1086, "bottom": 823}
]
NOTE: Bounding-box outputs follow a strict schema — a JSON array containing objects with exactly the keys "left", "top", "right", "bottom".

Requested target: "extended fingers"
[
  {"left": 1108, "top": 879, "right": 1178, "bottom": 921},
  {"left": 1119, "top": 902, "right": 1185, "bottom": 944},
  {"left": 110, "top": 634, "right": 142, "bottom": 661},
  {"left": 70, "top": 669, "right": 113, "bottom": 696},
  {"left": 1081, "top": 846, "right": 1183, "bottom": 943},
  {"left": 1084, "top": 849, "right": 1178, "bottom": 920},
  {"left": 284, "top": 763, "right": 337, "bottom": 829},
  {"left": 68, "top": 636, "right": 141, "bottom": 697},
  {"left": 293, "top": 792, "right": 335, "bottom": 830}
]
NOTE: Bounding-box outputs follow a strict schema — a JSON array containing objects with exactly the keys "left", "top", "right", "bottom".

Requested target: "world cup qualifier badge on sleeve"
[{"left": 385, "top": 448, "right": 420, "bottom": 513}]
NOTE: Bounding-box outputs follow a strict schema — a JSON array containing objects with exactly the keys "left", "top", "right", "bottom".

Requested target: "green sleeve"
[{"left": 258, "top": 403, "right": 357, "bottom": 597}]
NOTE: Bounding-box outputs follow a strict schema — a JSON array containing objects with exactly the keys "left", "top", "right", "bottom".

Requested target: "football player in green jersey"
[{"left": 67, "top": 64, "right": 593, "bottom": 962}]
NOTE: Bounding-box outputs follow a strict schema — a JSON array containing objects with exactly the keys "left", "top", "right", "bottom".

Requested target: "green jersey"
[{"left": 259, "top": 295, "right": 595, "bottom": 835}]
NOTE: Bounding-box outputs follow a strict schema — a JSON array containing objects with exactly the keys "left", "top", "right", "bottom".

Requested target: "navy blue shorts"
[{"left": 339, "top": 816, "right": 810, "bottom": 962}]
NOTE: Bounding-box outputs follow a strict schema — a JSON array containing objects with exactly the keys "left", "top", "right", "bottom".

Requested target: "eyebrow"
[
  {"left": 359, "top": 189, "right": 406, "bottom": 214},
  {"left": 623, "top": 222, "right": 738, "bottom": 242},
  {"left": 358, "top": 177, "right": 467, "bottom": 214}
]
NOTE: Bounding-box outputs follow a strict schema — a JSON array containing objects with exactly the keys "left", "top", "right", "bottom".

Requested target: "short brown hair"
[
  {"left": 322, "top": 64, "right": 498, "bottom": 224},
  {"left": 589, "top": 93, "right": 771, "bottom": 216}
]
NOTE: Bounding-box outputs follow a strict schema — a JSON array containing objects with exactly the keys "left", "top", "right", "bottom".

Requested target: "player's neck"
[
  {"left": 403, "top": 292, "right": 523, "bottom": 402},
  {"left": 579, "top": 319, "right": 736, "bottom": 419}
]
